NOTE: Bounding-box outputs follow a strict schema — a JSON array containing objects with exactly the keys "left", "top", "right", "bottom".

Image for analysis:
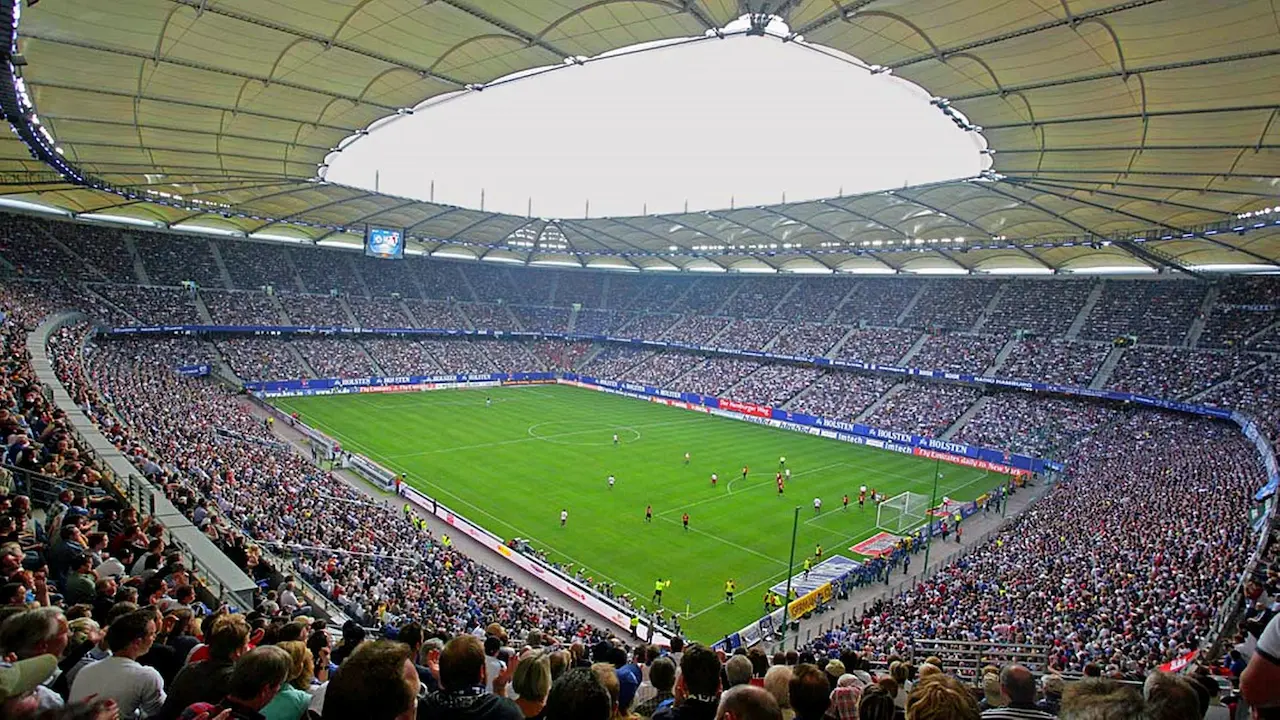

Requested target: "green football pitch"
[{"left": 271, "top": 383, "right": 999, "bottom": 640}]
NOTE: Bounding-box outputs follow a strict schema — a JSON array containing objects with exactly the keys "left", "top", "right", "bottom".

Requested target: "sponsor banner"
[
  {"left": 1159, "top": 650, "right": 1199, "bottom": 673},
  {"left": 913, "top": 447, "right": 1029, "bottom": 476},
  {"left": 850, "top": 532, "right": 902, "bottom": 558},
  {"left": 246, "top": 372, "right": 554, "bottom": 397},
  {"left": 787, "top": 582, "right": 833, "bottom": 618},
  {"left": 719, "top": 398, "right": 772, "bottom": 418},
  {"left": 175, "top": 363, "right": 210, "bottom": 377},
  {"left": 769, "top": 556, "right": 860, "bottom": 599}
]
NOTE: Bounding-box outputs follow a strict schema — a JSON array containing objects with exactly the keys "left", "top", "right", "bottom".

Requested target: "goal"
[{"left": 876, "top": 491, "right": 930, "bottom": 535}]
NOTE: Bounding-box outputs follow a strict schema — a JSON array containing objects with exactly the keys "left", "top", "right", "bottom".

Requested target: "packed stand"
[
  {"left": 417, "top": 259, "right": 473, "bottom": 301},
  {"left": 135, "top": 235, "right": 225, "bottom": 288},
  {"left": 359, "top": 339, "right": 442, "bottom": 376},
  {"left": 997, "top": 339, "right": 1108, "bottom": 386},
  {"left": 44, "top": 220, "right": 138, "bottom": 283},
  {"left": 771, "top": 323, "right": 847, "bottom": 357},
  {"left": 574, "top": 309, "right": 627, "bottom": 335},
  {"left": 862, "top": 382, "right": 980, "bottom": 437},
  {"left": 680, "top": 277, "right": 738, "bottom": 315},
  {"left": 901, "top": 279, "right": 1003, "bottom": 332},
  {"left": 1082, "top": 279, "right": 1206, "bottom": 345},
  {"left": 624, "top": 351, "right": 705, "bottom": 388},
  {"left": 577, "top": 346, "right": 651, "bottom": 380},
  {"left": 420, "top": 339, "right": 499, "bottom": 373},
  {"left": 808, "top": 412, "right": 1262, "bottom": 676},
  {"left": 834, "top": 278, "right": 922, "bottom": 326},
  {"left": 672, "top": 357, "right": 762, "bottom": 397},
  {"left": 553, "top": 269, "right": 606, "bottom": 307},
  {"left": 353, "top": 254, "right": 422, "bottom": 298},
  {"left": 719, "top": 277, "right": 788, "bottom": 318},
  {"left": 1109, "top": 346, "right": 1263, "bottom": 399},
  {"left": 404, "top": 299, "right": 469, "bottom": 329},
  {"left": 460, "top": 303, "right": 520, "bottom": 331},
  {"left": 201, "top": 290, "right": 283, "bottom": 326},
  {"left": 664, "top": 315, "right": 733, "bottom": 345},
  {"left": 529, "top": 340, "right": 592, "bottom": 372},
  {"left": 218, "top": 239, "right": 298, "bottom": 291},
  {"left": 790, "top": 372, "right": 898, "bottom": 421},
  {"left": 215, "top": 338, "right": 310, "bottom": 382},
  {"left": 626, "top": 277, "right": 686, "bottom": 314},
  {"left": 720, "top": 319, "right": 785, "bottom": 351},
  {"left": 346, "top": 296, "right": 413, "bottom": 328},
  {"left": 290, "top": 247, "right": 363, "bottom": 295},
  {"left": 93, "top": 285, "right": 200, "bottom": 326},
  {"left": 910, "top": 334, "right": 1004, "bottom": 374},
  {"left": 772, "top": 278, "right": 845, "bottom": 322},
  {"left": 620, "top": 313, "right": 680, "bottom": 341},
  {"left": 292, "top": 338, "right": 377, "bottom": 379},
  {"left": 0, "top": 216, "right": 109, "bottom": 282},
  {"left": 277, "top": 293, "right": 351, "bottom": 327},
  {"left": 982, "top": 279, "right": 1096, "bottom": 336},
  {"left": 956, "top": 394, "right": 1125, "bottom": 457},
  {"left": 465, "top": 265, "right": 518, "bottom": 302},
  {"left": 0, "top": 281, "right": 130, "bottom": 329},
  {"left": 1201, "top": 362, "right": 1280, "bottom": 441},
  {"left": 725, "top": 364, "right": 822, "bottom": 408},
  {"left": 1199, "top": 276, "right": 1280, "bottom": 349},
  {"left": 511, "top": 305, "right": 569, "bottom": 333},
  {"left": 835, "top": 328, "right": 920, "bottom": 365}
]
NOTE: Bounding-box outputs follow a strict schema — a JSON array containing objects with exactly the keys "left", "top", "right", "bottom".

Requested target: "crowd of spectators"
[
  {"left": 673, "top": 357, "right": 762, "bottom": 397},
  {"left": 1108, "top": 347, "right": 1263, "bottom": 399},
  {"left": 420, "top": 339, "right": 501, "bottom": 374},
  {"left": 955, "top": 394, "right": 1125, "bottom": 458},
  {"left": 862, "top": 382, "right": 981, "bottom": 437},
  {"left": 215, "top": 338, "right": 311, "bottom": 382},
  {"left": 620, "top": 313, "right": 680, "bottom": 341},
  {"left": 465, "top": 265, "right": 518, "bottom": 302},
  {"left": 997, "top": 340, "right": 1109, "bottom": 387},
  {"left": 834, "top": 328, "right": 920, "bottom": 365},
  {"left": 982, "top": 279, "right": 1096, "bottom": 336},
  {"left": 360, "top": 339, "right": 443, "bottom": 377},
  {"left": 277, "top": 294, "right": 351, "bottom": 327},
  {"left": 529, "top": 340, "right": 592, "bottom": 372},
  {"left": 460, "top": 303, "right": 521, "bottom": 332},
  {"left": 510, "top": 306, "right": 569, "bottom": 334},
  {"left": 721, "top": 320, "right": 786, "bottom": 351},
  {"left": 44, "top": 221, "right": 137, "bottom": 283},
  {"left": 553, "top": 269, "right": 607, "bottom": 307},
  {"left": 219, "top": 239, "right": 297, "bottom": 291},
  {"left": 201, "top": 290, "right": 284, "bottom": 327},
  {"left": 93, "top": 286, "right": 200, "bottom": 327},
  {"left": 1200, "top": 277, "right": 1280, "bottom": 349},
  {"left": 789, "top": 372, "right": 898, "bottom": 421},
  {"left": 910, "top": 334, "right": 1005, "bottom": 374},
  {"left": 574, "top": 308, "right": 627, "bottom": 335},
  {"left": 834, "top": 278, "right": 920, "bottom": 326},
  {"left": 664, "top": 315, "right": 734, "bottom": 346},
  {"left": 346, "top": 296, "right": 415, "bottom": 328},
  {"left": 404, "top": 299, "right": 469, "bottom": 329},
  {"left": 719, "top": 277, "right": 788, "bottom": 318},
  {"left": 1082, "top": 280, "right": 1206, "bottom": 345},
  {"left": 773, "top": 278, "right": 845, "bottom": 322},
  {"left": 578, "top": 346, "right": 652, "bottom": 380},
  {"left": 0, "top": 221, "right": 115, "bottom": 283},
  {"left": 679, "top": 277, "right": 738, "bottom": 315},
  {"left": 725, "top": 365, "right": 823, "bottom": 408},
  {"left": 1201, "top": 362, "right": 1280, "bottom": 442},
  {"left": 771, "top": 323, "right": 847, "bottom": 357},
  {"left": 807, "top": 412, "right": 1261, "bottom": 677},
  {"left": 290, "top": 247, "right": 363, "bottom": 295},
  {"left": 626, "top": 352, "right": 705, "bottom": 388},
  {"left": 901, "top": 279, "right": 1003, "bottom": 332},
  {"left": 135, "top": 236, "right": 224, "bottom": 289},
  {"left": 353, "top": 255, "right": 423, "bottom": 299},
  {"left": 293, "top": 339, "right": 377, "bottom": 379}
]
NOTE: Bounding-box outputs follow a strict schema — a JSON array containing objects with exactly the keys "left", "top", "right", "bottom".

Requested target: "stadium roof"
[{"left": 0, "top": 0, "right": 1278, "bottom": 275}]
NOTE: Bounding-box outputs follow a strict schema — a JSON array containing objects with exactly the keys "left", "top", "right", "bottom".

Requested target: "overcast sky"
[{"left": 324, "top": 30, "right": 988, "bottom": 219}]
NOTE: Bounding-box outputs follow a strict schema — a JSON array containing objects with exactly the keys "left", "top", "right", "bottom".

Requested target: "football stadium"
[{"left": 0, "top": 0, "right": 1277, "bottom": 718}]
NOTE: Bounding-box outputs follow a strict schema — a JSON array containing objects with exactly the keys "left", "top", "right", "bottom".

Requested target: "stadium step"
[
  {"left": 337, "top": 296, "right": 361, "bottom": 326},
  {"left": 1185, "top": 284, "right": 1219, "bottom": 348},
  {"left": 897, "top": 333, "right": 930, "bottom": 365},
  {"left": 893, "top": 282, "right": 929, "bottom": 326},
  {"left": 122, "top": 236, "right": 152, "bottom": 285},
  {"left": 282, "top": 251, "right": 308, "bottom": 293},
  {"left": 39, "top": 223, "right": 112, "bottom": 283},
  {"left": 192, "top": 292, "right": 215, "bottom": 324},
  {"left": 941, "top": 396, "right": 989, "bottom": 440},
  {"left": 286, "top": 343, "right": 318, "bottom": 378},
  {"left": 208, "top": 240, "right": 236, "bottom": 290},
  {"left": 1188, "top": 360, "right": 1269, "bottom": 404},
  {"left": 854, "top": 381, "right": 908, "bottom": 423},
  {"left": 983, "top": 337, "right": 1019, "bottom": 376},
  {"left": 1089, "top": 345, "right": 1126, "bottom": 389},
  {"left": 1066, "top": 279, "right": 1104, "bottom": 339}
]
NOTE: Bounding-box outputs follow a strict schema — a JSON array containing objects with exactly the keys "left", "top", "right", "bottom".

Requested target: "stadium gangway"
[{"left": 910, "top": 638, "right": 1053, "bottom": 679}]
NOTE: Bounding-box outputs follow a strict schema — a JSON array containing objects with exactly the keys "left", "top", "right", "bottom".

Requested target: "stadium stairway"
[
  {"left": 970, "top": 282, "right": 1010, "bottom": 334},
  {"left": 356, "top": 340, "right": 387, "bottom": 376},
  {"left": 1089, "top": 345, "right": 1126, "bottom": 390},
  {"left": 349, "top": 257, "right": 376, "bottom": 299},
  {"left": 983, "top": 338, "right": 1019, "bottom": 376},
  {"left": 1188, "top": 360, "right": 1272, "bottom": 404},
  {"left": 208, "top": 240, "right": 236, "bottom": 290},
  {"left": 83, "top": 284, "right": 137, "bottom": 324},
  {"left": 336, "top": 296, "right": 361, "bottom": 326},
  {"left": 286, "top": 342, "right": 318, "bottom": 378},
  {"left": 1066, "top": 280, "right": 1104, "bottom": 339},
  {"left": 193, "top": 291, "right": 215, "bottom": 324},
  {"left": 1186, "top": 285, "right": 1219, "bottom": 348},
  {"left": 455, "top": 263, "right": 481, "bottom": 302},
  {"left": 39, "top": 224, "right": 113, "bottom": 283},
  {"left": 854, "top": 381, "right": 908, "bottom": 423},
  {"left": 121, "top": 236, "right": 152, "bottom": 285},
  {"left": 940, "top": 395, "right": 989, "bottom": 441},
  {"left": 282, "top": 251, "right": 308, "bottom": 293},
  {"left": 1245, "top": 319, "right": 1280, "bottom": 347},
  {"left": 896, "top": 333, "right": 930, "bottom": 365},
  {"left": 893, "top": 283, "right": 929, "bottom": 326},
  {"left": 267, "top": 293, "right": 295, "bottom": 325},
  {"left": 566, "top": 304, "right": 579, "bottom": 333},
  {"left": 768, "top": 477, "right": 1049, "bottom": 654}
]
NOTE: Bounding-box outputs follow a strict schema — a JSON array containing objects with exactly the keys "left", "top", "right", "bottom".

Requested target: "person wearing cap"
[
  {"left": 0, "top": 654, "right": 57, "bottom": 718},
  {"left": 824, "top": 661, "right": 845, "bottom": 692},
  {"left": 70, "top": 609, "right": 166, "bottom": 718}
]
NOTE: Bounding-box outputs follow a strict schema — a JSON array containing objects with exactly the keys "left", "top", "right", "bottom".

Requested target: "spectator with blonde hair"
[
  {"left": 716, "top": 684, "right": 783, "bottom": 720},
  {"left": 262, "top": 640, "right": 313, "bottom": 720},
  {"left": 906, "top": 675, "right": 979, "bottom": 720},
  {"left": 763, "top": 666, "right": 793, "bottom": 720},
  {"left": 1059, "top": 680, "right": 1144, "bottom": 720},
  {"left": 513, "top": 650, "right": 552, "bottom": 719}
]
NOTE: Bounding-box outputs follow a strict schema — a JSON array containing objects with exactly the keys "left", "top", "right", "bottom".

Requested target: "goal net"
[{"left": 877, "top": 491, "right": 930, "bottom": 535}]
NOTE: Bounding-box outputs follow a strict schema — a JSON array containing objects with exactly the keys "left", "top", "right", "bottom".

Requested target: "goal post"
[{"left": 876, "top": 491, "right": 931, "bottom": 535}]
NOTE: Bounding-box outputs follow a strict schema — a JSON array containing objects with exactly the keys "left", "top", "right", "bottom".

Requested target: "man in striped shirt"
[{"left": 979, "top": 665, "right": 1056, "bottom": 720}]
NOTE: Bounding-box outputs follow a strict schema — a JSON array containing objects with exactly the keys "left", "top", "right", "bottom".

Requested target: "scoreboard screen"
[{"left": 365, "top": 226, "right": 405, "bottom": 259}]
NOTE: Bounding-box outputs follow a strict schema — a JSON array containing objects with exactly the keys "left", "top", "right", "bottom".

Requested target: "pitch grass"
[{"left": 272, "top": 384, "right": 998, "bottom": 641}]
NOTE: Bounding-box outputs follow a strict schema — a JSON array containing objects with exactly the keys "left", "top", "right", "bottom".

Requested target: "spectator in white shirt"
[{"left": 70, "top": 609, "right": 165, "bottom": 718}]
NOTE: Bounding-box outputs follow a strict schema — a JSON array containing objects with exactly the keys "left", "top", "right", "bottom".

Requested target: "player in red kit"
[
  {"left": 843, "top": 494, "right": 849, "bottom": 511},
  {"left": 682, "top": 512, "right": 690, "bottom": 531},
  {"left": 777, "top": 476, "right": 785, "bottom": 496},
  {"left": 645, "top": 505, "right": 652, "bottom": 523},
  {"left": 742, "top": 465, "right": 749, "bottom": 480}
]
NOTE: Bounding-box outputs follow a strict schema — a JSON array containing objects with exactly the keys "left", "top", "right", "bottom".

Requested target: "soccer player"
[
  {"left": 684, "top": 451, "right": 690, "bottom": 465},
  {"left": 842, "top": 493, "right": 849, "bottom": 511},
  {"left": 608, "top": 474, "right": 616, "bottom": 490},
  {"left": 560, "top": 508, "right": 568, "bottom": 527},
  {"left": 858, "top": 488, "right": 866, "bottom": 509},
  {"left": 485, "top": 396, "right": 492, "bottom": 407},
  {"left": 741, "top": 465, "right": 749, "bottom": 480},
  {"left": 645, "top": 505, "right": 653, "bottom": 523},
  {"left": 784, "top": 468, "right": 791, "bottom": 481},
  {"left": 813, "top": 497, "right": 822, "bottom": 514},
  {"left": 613, "top": 433, "right": 619, "bottom": 446},
  {"left": 777, "top": 476, "right": 785, "bottom": 496},
  {"left": 724, "top": 578, "right": 736, "bottom": 604},
  {"left": 779, "top": 456, "right": 786, "bottom": 469},
  {"left": 710, "top": 472, "right": 718, "bottom": 486},
  {"left": 815, "top": 543, "right": 823, "bottom": 560},
  {"left": 682, "top": 512, "right": 690, "bottom": 531}
]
